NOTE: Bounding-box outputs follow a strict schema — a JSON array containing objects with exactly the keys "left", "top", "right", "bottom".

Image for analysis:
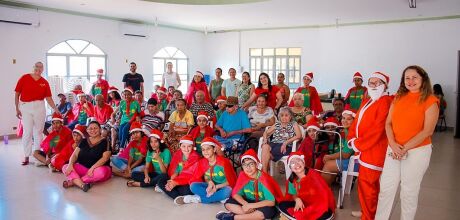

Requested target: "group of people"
[{"left": 14, "top": 61, "right": 440, "bottom": 220}]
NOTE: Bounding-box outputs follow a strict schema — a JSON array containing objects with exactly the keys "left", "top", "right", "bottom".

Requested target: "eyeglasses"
[
  {"left": 242, "top": 162, "right": 256, "bottom": 168},
  {"left": 226, "top": 105, "right": 235, "bottom": 108},
  {"left": 368, "top": 81, "right": 383, "bottom": 88}
]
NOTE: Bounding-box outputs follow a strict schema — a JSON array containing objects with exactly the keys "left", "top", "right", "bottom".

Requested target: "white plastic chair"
[
  {"left": 257, "top": 125, "right": 305, "bottom": 180},
  {"left": 338, "top": 155, "right": 359, "bottom": 208}
]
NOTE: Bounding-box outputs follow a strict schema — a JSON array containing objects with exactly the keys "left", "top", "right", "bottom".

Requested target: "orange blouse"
[{"left": 391, "top": 92, "right": 439, "bottom": 148}]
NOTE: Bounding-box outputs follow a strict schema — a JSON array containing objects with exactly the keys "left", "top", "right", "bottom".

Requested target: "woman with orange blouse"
[{"left": 376, "top": 65, "right": 439, "bottom": 220}]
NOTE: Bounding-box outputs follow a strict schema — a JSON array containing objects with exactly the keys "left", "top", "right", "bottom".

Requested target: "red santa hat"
[
  {"left": 74, "top": 90, "right": 86, "bottom": 97},
  {"left": 342, "top": 108, "right": 357, "bottom": 118},
  {"left": 108, "top": 86, "right": 119, "bottom": 94},
  {"left": 287, "top": 151, "right": 305, "bottom": 166},
  {"left": 179, "top": 135, "right": 194, "bottom": 146},
  {"left": 157, "top": 87, "right": 167, "bottom": 94},
  {"left": 304, "top": 72, "right": 314, "bottom": 81},
  {"left": 129, "top": 121, "right": 144, "bottom": 134},
  {"left": 196, "top": 111, "right": 210, "bottom": 121},
  {"left": 51, "top": 112, "right": 64, "bottom": 122},
  {"left": 353, "top": 72, "right": 363, "bottom": 81},
  {"left": 149, "top": 129, "right": 164, "bottom": 143},
  {"left": 194, "top": 71, "right": 204, "bottom": 78},
  {"left": 306, "top": 117, "right": 321, "bottom": 131},
  {"left": 73, "top": 124, "right": 87, "bottom": 138},
  {"left": 215, "top": 96, "right": 227, "bottom": 105},
  {"left": 201, "top": 137, "right": 221, "bottom": 151},
  {"left": 370, "top": 71, "right": 390, "bottom": 85},
  {"left": 323, "top": 117, "right": 339, "bottom": 127},
  {"left": 97, "top": 69, "right": 104, "bottom": 75},
  {"left": 123, "top": 86, "right": 134, "bottom": 94},
  {"left": 240, "top": 149, "right": 262, "bottom": 170}
]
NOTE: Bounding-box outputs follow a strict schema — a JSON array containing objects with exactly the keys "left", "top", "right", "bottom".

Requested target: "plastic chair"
[{"left": 338, "top": 155, "right": 359, "bottom": 209}]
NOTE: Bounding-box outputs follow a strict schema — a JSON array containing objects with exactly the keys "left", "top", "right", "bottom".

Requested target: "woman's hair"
[
  {"left": 107, "top": 91, "right": 121, "bottom": 103},
  {"left": 241, "top": 71, "right": 253, "bottom": 86},
  {"left": 293, "top": 92, "right": 304, "bottom": 101},
  {"left": 396, "top": 65, "right": 433, "bottom": 102},
  {"left": 433, "top": 84, "right": 444, "bottom": 96},
  {"left": 175, "top": 98, "right": 186, "bottom": 105},
  {"left": 257, "top": 93, "right": 268, "bottom": 102},
  {"left": 88, "top": 120, "right": 101, "bottom": 129},
  {"left": 216, "top": 67, "right": 222, "bottom": 73},
  {"left": 191, "top": 71, "right": 206, "bottom": 84},
  {"left": 277, "top": 107, "right": 294, "bottom": 122},
  {"left": 173, "top": 90, "right": 183, "bottom": 96},
  {"left": 147, "top": 136, "right": 167, "bottom": 153},
  {"left": 147, "top": 98, "right": 158, "bottom": 105},
  {"left": 257, "top": 72, "right": 272, "bottom": 90},
  {"left": 288, "top": 166, "right": 309, "bottom": 182}
]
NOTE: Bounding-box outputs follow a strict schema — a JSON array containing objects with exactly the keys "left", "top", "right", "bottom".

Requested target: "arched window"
[
  {"left": 153, "top": 47, "right": 188, "bottom": 93},
  {"left": 46, "top": 39, "right": 107, "bottom": 92}
]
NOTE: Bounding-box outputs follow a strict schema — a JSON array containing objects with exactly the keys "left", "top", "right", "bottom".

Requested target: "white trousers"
[
  {"left": 375, "top": 145, "right": 432, "bottom": 220},
  {"left": 19, "top": 100, "right": 46, "bottom": 157}
]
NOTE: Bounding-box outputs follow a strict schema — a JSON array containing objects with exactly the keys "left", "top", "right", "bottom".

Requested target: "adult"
[
  {"left": 67, "top": 91, "right": 93, "bottom": 130},
  {"left": 166, "top": 98, "right": 195, "bottom": 152},
  {"left": 236, "top": 71, "right": 255, "bottom": 108},
  {"left": 247, "top": 94, "right": 275, "bottom": 138},
  {"left": 107, "top": 86, "right": 122, "bottom": 108},
  {"left": 62, "top": 121, "right": 112, "bottom": 192},
  {"left": 189, "top": 90, "right": 216, "bottom": 120},
  {"left": 289, "top": 72, "right": 323, "bottom": 115},
  {"left": 161, "top": 62, "right": 181, "bottom": 89},
  {"left": 276, "top": 72, "right": 291, "bottom": 107},
  {"left": 134, "top": 90, "right": 147, "bottom": 111},
  {"left": 15, "top": 61, "right": 60, "bottom": 165},
  {"left": 290, "top": 93, "right": 313, "bottom": 127},
  {"left": 323, "top": 97, "right": 345, "bottom": 123},
  {"left": 90, "top": 69, "right": 109, "bottom": 102},
  {"left": 209, "top": 67, "right": 224, "bottom": 103},
  {"left": 122, "top": 62, "right": 144, "bottom": 94},
  {"left": 345, "top": 72, "right": 368, "bottom": 111},
  {"left": 242, "top": 73, "right": 283, "bottom": 112},
  {"left": 376, "top": 66, "right": 439, "bottom": 220},
  {"left": 112, "top": 87, "right": 141, "bottom": 149},
  {"left": 347, "top": 72, "right": 393, "bottom": 220},
  {"left": 221, "top": 68, "right": 241, "bottom": 97},
  {"left": 184, "top": 71, "right": 211, "bottom": 107},
  {"left": 433, "top": 84, "right": 447, "bottom": 117}
]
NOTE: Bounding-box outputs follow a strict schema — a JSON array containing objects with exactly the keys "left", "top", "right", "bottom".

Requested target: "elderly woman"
[
  {"left": 166, "top": 98, "right": 195, "bottom": 152},
  {"left": 260, "top": 107, "right": 302, "bottom": 173},
  {"left": 236, "top": 71, "right": 255, "bottom": 108},
  {"left": 290, "top": 92, "right": 313, "bottom": 127},
  {"left": 189, "top": 90, "right": 216, "bottom": 121},
  {"left": 62, "top": 121, "right": 112, "bottom": 192},
  {"left": 247, "top": 94, "right": 275, "bottom": 138},
  {"left": 184, "top": 71, "right": 211, "bottom": 107},
  {"left": 242, "top": 73, "right": 283, "bottom": 112}
]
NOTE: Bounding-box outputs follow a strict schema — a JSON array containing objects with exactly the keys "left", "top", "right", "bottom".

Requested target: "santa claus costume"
[{"left": 289, "top": 72, "right": 323, "bottom": 114}]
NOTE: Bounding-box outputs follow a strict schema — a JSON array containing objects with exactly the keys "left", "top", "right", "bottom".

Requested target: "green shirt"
[
  {"left": 175, "top": 154, "right": 186, "bottom": 174},
  {"left": 195, "top": 132, "right": 205, "bottom": 155},
  {"left": 237, "top": 172, "right": 275, "bottom": 201},
  {"left": 49, "top": 135, "right": 60, "bottom": 149},
  {"left": 77, "top": 110, "right": 88, "bottom": 125},
  {"left": 301, "top": 88, "right": 311, "bottom": 108},
  {"left": 216, "top": 109, "right": 224, "bottom": 121},
  {"left": 288, "top": 179, "right": 301, "bottom": 195},
  {"left": 120, "top": 100, "right": 141, "bottom": 124},
  {"left": 159, "top": 99, "right": 168, "bottom": 112},
  {"left": 146, "top": 149, "right": 172, "bottom": 173},
  {"left": 330, "top": 129, "right": 353, "bottom": 154},
  {"left": 348, "top": 88, "right": 365, "bottom": 111},
  {"left": 129, "top": 147, "right": 144, "bottom": 161},
  {"left": 204, "top": 165, "right": 227, "bottom": 184}
]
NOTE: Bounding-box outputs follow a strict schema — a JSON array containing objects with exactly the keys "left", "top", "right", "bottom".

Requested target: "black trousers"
[{"left": 157, "top": 173, "right": 193, "bottom": 199}]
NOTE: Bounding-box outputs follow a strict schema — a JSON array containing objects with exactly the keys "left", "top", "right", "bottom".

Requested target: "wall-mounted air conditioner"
[
  {"left": 119, "top": 22, "right": 149, "bottom": 38},
  {"left": 0, "top": 6, "right": 40, "bottom": 27}
]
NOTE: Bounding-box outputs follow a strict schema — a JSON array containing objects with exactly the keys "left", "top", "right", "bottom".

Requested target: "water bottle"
[{"left": 3, "top": 135, "right": 8, "bottom": 145}]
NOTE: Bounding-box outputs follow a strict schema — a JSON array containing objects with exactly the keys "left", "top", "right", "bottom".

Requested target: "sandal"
[
  {"left": 126, "top": 180, "right": 136, "bottom": 187},
  {"left": 81, "top": 183, "right": 91, "bottom": 192},
  {"left": 62, "top": 180, "right": 72, "bottom": 188},
  {"left": 21, "top": 160, "right": 29, "bottom": 166}
]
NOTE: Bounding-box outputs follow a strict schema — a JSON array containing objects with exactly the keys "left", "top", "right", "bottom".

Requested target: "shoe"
[
  {"left": 351, "top": 210, "right": 362, "bottom": 218},
  {"left": 174, "top": 196, "right": 186, "bottom": 205},
  {"left": 81, "top": 183, "right": 91, "bottom": 192},
  {"left": 215, "top": 211, "right": 234, "bottom": 220},
  {"left": 183, "top": 195, "right": 201, "bottom": 204},
  {"left": 34, "top": 161, "right": 46, "bottom": 167},
  {"left": 154, "top": 186, "right": 163, "bottom": 193},
  {"left": 220, "top": 198, "right": 228, "bottom": 204}
]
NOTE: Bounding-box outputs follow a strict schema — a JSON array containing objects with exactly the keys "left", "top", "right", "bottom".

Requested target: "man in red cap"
[
  {"left": 289, "top": 72, "right": 323, "bottom": 114},
  {"left": 347, "top": 71, "right": 393, "bottom": 220},
  {"left": 90, "top": 68, "right": 109, "bottom": 102},
  {"left": 345, "top": 72, "right": 368, "bottom": 111},
  {"left": 34, "top": 113, "right": 73, "bottom": 166}
]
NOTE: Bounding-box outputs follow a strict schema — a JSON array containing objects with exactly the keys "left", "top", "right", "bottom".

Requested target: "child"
[
  {"left": 297, "top": 117, "right": 328, "bottom": 169},
  {"left": 50, "top": 124, "right": 86, "bottom": 172},
  {"left": 215, "top": 96, "right": 227, "bottom": 121},
  {"left": 175, "top": 137, "right": 236, "bottom": 205},
  {"left": 141, "top": 98, "right": 165, "bottom": 131},
  {"left": 156, "top": 135, "right": 201, "bottom": 202},
  {"left": 127, "top": 129, "right": 171, "bottom": 191},
  {"left": 216, "top": 149, "right": 283, "bottom": 220},
  {"left": 112, "top": 122, "right": 148, "bottom": 178},
  {"left": 278, "top": 152, "right": 335, "bottom": 220},
  {"left": 156, "top": 87, "right": 169, "bottom": 112},
  {"left": 188, "top": 111, "right": 215, "bottom": 155}
]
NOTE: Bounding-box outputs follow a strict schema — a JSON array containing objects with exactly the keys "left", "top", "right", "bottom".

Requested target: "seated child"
[{"left": 50, "top": 124, "right": 86, "bottom": 172}]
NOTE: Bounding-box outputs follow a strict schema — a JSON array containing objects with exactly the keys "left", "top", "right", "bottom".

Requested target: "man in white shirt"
[
  {"left": 161, "top": 62, "right": 181, "bottom": 89},
  {"left": 221, "top": 68, "right": 241, "bottom": 97}
]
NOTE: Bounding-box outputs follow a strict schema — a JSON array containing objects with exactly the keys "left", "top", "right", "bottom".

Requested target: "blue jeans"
[
  {"left": 190, "top": 182, "right": 232, "bottom": 204},
  {"left": 111, "top": 156, "right": 144, "bottom": 172},
  {"left": 213, "top": 135, "right": 240, "bottom": 152},
  {"left": 118, "top": 122, "right": 131, "bottom": 148}
]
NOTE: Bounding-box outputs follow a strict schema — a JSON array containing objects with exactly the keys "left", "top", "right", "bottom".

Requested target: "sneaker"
[
  {"left": 351, "top": 210, "right": 362, "bottom": 218},
  {"left": 220, "top": 198, "right": 228, "bottom": 204},
  {"left": 215, "top": 211, "right": 234, "bottom": 220},
  {"left": 34, "top": 161, "right": 46, "bottom": 167},
  {"left": 174, "top": 196, "right": 186, "bottom": 205},
  {"left": 154, "top": 186, "right": 163, "bottom": 193},
  {"left": 183, "top": 195, "right": 201, "bottom": 204}
]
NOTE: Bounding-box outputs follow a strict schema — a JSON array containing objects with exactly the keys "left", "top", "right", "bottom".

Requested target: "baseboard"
[{"left": 0, "top": 134, "right": 21, "bottom": 141}]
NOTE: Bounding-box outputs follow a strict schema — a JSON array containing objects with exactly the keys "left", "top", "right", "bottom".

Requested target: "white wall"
[
  {"left": 0, "top": 9, "right": 205, "bottom": 136},
  {"left": 204, "top": 19, "right": 460, "bottom": 127}
]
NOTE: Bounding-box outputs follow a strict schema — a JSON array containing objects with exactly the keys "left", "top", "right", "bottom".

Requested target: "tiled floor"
[{"left": 0, "top": 131, "right": 458, "bottom": 220}]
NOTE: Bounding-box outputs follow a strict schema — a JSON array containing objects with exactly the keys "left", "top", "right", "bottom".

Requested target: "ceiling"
[{"left": 2, "top": 0, "right": 460, "bottom": 32}]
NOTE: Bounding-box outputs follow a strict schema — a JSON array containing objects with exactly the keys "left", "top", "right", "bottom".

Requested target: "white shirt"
[{"left": 163, "top": 71, "right": 179, "bottom": 89}]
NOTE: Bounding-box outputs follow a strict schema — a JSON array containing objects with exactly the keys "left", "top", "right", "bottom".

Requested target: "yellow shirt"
[{"left": 168, "top": 110, "right": 195, "bottom": 128}]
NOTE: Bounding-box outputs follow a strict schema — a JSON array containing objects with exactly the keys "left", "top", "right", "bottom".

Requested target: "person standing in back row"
[
  {"left": 123, "top": 62, "right": 144, "bottom": 95},
  {"left": 221, "top": 68, "right": 241, "bottom": 97},
  {"left": 161, "top": 62, "right": 181, "bottom": 89}
]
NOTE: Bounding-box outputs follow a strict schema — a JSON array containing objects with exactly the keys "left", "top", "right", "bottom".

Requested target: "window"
[
  {"left": 250, "top": 47, "right": 301, "bottom": 94},
  {"left": 46, "top": 39, "right": 106, "bottom": 92},
  {"left": 153, "top": 47, "right": 188, "bottom": 93}
]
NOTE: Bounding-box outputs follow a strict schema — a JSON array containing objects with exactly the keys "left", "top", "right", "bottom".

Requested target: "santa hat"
[
  {"left": 196, "top": 111, "right": 210, "bottom": 121},
  {"left": 287, "top": 151, "right": 305, "bottom": 166},
  {"left": 149, "top": 129, "right": 164, "bottom": 143},
  {"left": 370, "top": 71, "right": 390, "bottom": 85},
  {"left": 304, "top": 72, "right": 314, "bottom": 81},
  {"left": 51, "top": 112, "right": 64, "bottom": 122},
  {"left": 194, "top": 71, "right": 204, "bottom": 78},
  {"left": 108, "top": 86, "right": 119, "bottom": 94},
  {"left": 74, "top": 90, "right": 86, "bottom": 97},
  {"left": 73, "top": 124, "right": 87, "bottom": 138},
  {"left": 240, "top": 149, "right": 262, "bottom": 170},
  {"left": 342, "top": 108, "right": 357, "bottom": 118},
  {"left": 201, "top": 137, "right": 221, "bottom": 151},
  {"left": 215, "top": 96, "right": 227, "bottom": 105},
  {"left": 123, "top": 86, "right": 134, "bottom": 94},
  {"left": 305, "top": 117, "right": 321, "bottom": 131},
  {"left": 97, "top": 69, "right": 104, "bottom": 75},
  {"left": 157, "top": 87, "right": 167, "bottom": 94},
  {"left": 324, "top": 117, "right": 339, "bottom": 127},
  {"left": 180, "top": 135, "right": 194, "bottom": 146},
  {"left": 129, "top": 121, "right": 144, "bottom": 134},
  {"left": 353, "top": 72, "right": 363, "bottom": 81}
]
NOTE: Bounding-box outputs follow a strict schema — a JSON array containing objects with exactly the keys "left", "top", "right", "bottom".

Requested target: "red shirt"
[
  {"left": 88, "top": 103, "right": 114, "bottom": 124},
  {"left": 255, "top": 86, "right": 280, "bottom": 109},
  {"left": 15, "top": 74, "right": 52, "bottom": 102}
]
